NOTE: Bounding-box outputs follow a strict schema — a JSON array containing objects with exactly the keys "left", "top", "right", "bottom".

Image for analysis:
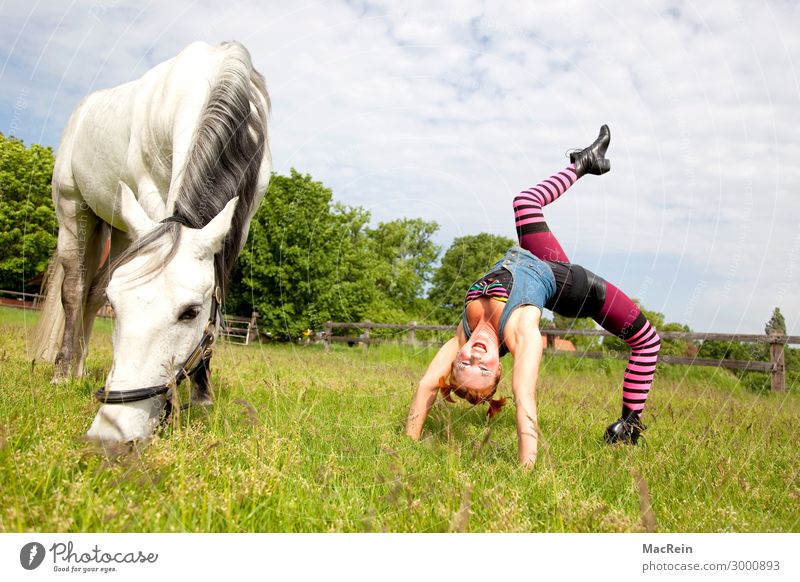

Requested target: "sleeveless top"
[
  {"left": 462, "top": 246, "right": 556, "bottom": 356},
  {"left": 465, "top": 268, "right": 513, "bottom": 304}
]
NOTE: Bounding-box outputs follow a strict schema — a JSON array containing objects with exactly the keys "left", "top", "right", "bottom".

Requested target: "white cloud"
[{"left": 1, "top": 0, "right": 799, "bottom": 333}]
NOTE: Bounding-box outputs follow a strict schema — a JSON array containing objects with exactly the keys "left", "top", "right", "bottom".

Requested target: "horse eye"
[{"left": 178, "top": 305, "right": 202, "bottom": 321}]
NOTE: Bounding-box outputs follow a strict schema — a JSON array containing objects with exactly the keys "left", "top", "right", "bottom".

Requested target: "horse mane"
[
  {"left": 89, "top": 223, "right": 182, "bottom": 304},
  {"left": 171, "top": 41, "right": 271, "bottom": 299}
]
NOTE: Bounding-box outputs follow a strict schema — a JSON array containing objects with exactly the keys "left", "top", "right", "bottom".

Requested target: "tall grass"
[{"left": 0, "top": 307, "right": 797, "bottom": 532}]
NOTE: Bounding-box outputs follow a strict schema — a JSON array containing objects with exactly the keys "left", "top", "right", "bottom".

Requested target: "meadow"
[{"left": 0, "top": 306, "right": 797, "bottom": 532}]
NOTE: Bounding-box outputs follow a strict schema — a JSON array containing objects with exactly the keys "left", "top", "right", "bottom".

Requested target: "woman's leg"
[
  {"left": 593, "top": 281, "right": 661, "bottom": 430},
  {"left": 514, "top": 125, "right": 611, "bottom": 261},
  {"left": 512, "top": 168, "right": 660, "bottom": 439},
  {"left": 513, "top": 163, "right": 580, "bottom": 262},
  {"left": 514, "top": 167, "right": 662, "bottom": 433}
]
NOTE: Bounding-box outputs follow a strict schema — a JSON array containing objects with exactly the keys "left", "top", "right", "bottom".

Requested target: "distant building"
[{"left": 554, "top": 338, "right": 576, "bottom": 352}]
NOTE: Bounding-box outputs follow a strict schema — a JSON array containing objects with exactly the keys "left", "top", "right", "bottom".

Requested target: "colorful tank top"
[{"left": 464, "top": 268, "right": 513, "bottom": 305}]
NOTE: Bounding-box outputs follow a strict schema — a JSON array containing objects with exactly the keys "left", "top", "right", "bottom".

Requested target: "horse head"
[{"left": 86, "top": 184, "right": 238, "bottom": 443}]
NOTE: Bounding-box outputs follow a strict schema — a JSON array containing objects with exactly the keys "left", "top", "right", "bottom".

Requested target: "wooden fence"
[
  {"left": 0, "top": 289, "right": 42, "bottom": 309},
  {"left": 0, "top": 289, "right": 116, "bottom": 317},
  {"left": 3, "top": 289, "right": 795, "bottom": 392},
  {"left": 219, "top": 312, "right": 260, "bottom": 345},
  {"left": 322, "top": 320, "right": 799, "bottom": 393},
  {"left": 0, "top": 289, "right": 258, "bottom": 342}
]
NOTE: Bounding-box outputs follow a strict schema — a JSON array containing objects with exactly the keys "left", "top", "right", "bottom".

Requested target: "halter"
[{"left": 94, "top": 286, "right": 222, "bottom": 422}]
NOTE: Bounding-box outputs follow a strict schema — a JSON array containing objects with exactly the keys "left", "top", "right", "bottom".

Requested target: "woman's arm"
[
  {"left": 405, "top": 336, "right": 460, "bottom": 440},
  {"left": 505, "top": 307, "right": 544, "bottom": 468}
]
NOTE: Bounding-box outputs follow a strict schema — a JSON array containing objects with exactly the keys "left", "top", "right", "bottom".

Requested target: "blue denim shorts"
[
  {"left": 491, "top": 246, "right": 556, "bottom": 313},
  {"left": 462, "top": 246, "right": 555, "bottom": 349}
]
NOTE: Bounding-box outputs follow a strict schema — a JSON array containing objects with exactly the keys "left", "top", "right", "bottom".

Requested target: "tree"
[
  {"left": 0, "top": 133, "right": 56, "bottom": 292},
  {"left": 365, "top": 218, "right": 440, "bottom": 319},
  {"left": 765, "top": 307, "right": 786, "bottom": 336},
  {"left": 428, "top": 233, "right": 515, "bottom": 323},
  {"left": 228, "top": 169, "right": 378, "bottom": 338},
  {"left": 695, "top": 308, "right": 797, "bottom": 392}
]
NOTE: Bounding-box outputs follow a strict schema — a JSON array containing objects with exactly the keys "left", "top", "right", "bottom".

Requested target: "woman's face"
[{"left": 452, "top": 330, "right": 501, "bottom": 395}]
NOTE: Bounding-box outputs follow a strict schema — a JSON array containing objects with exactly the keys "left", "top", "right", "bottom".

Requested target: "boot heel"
[{"left": 596, "top": 159, "right": 611, "bottom": 174}]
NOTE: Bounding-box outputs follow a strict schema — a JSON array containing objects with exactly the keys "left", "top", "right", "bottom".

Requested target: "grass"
[{"left": 0, "top": 306, "right": 798, "bottom": 532}]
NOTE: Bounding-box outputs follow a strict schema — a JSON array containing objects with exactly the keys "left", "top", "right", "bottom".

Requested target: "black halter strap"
[{"left": 94, "top": 286, "right": 222, "bottom": 422}]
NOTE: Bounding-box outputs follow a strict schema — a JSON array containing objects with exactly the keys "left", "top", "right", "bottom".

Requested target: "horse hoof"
[
  {"left": 51, "top": 367, "right": 74, "bottom": 384},
  {"left": 191, "top": 396, "right": 214, "bottom": 406}
]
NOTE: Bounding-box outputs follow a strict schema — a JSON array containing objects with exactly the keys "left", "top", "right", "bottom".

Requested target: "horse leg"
[
  {"left": 191, "top": 358, "right": 214, "bottom": 405},
  {"left": 76, "top": 222, "right": 114, "bottom": 377},
  {"left": 54, "top": 198, "right": 99, "bottom": 381}
]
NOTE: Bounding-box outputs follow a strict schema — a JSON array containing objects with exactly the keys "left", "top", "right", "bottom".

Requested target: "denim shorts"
[{"left": 462, "top": 246, "right": 556, "bottom": 349}]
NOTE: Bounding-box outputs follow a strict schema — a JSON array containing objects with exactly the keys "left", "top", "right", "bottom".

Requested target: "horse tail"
[
  {"left": 32, "top": 251, "right": 65, "bottom": 362},
  {"left": 173, "top": 41, "right": 271, "bottom": 298}
]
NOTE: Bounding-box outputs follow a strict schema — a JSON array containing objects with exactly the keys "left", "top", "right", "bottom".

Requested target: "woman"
[{"left": 405, "top": 125, "right": 661, "bottom": 467}]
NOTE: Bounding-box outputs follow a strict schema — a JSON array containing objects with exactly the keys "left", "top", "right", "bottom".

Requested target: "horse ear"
[
  {"left": 116, "top": 182, "right": 156, "bottom": 238},
  {"left": 198, "top": 197, "right": 238, "bottom": 254}
]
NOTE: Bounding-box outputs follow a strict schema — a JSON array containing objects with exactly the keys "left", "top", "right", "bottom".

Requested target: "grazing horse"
[{"left": 33, "top": 41, "right": 271, "bottom": 442}]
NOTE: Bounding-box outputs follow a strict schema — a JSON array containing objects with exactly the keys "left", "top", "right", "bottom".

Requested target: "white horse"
[{"left": 33, "top": 41, "right": 271, "bottom": 442}]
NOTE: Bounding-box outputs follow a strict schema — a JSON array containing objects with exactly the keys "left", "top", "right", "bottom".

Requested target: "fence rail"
[
  {"left": 0, "top": 289, "right": 118, "bottom": 317},
  {"left": 322, "top": 320, "right": 797, "bottom": 392},
  {"left": 2, "top": 291, "right": 793, "bottom": 392},
  {"left": 0, "top": 289, "right": 43, "bottom": 307},
  {"left": 0, "top": 289, "right": 259, "bottom": 339}
]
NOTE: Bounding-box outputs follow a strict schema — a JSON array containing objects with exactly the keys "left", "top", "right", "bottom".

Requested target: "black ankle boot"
[
  {"left": 570, "top": 124, "right": 611, "bottom": 177},
  {"left": 604, "top": 408, "right": 645, "bottom": 445}
]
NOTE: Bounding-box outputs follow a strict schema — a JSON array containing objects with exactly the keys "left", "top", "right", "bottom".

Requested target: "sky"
[{"left": 1, "top": 0, "right": 799, "bottom": 334}]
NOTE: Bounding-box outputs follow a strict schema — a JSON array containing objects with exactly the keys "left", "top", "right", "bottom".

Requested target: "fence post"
[
  {"left": 769, "top": 337, "right": 786, "bottom": 393},
  {"left": 362, "top": 320, "right": 371, "bottom": 351},
  {"left": 246, "top": 311, "right": 259, "bottom": 345},
  {"left": 324, "top": 321, "right": 332, "bottom": 352},
  {"left": 545, "top": 324, "right": 556, "bottom": 352},
  {"left": 408, "top": 321, "right": 417, "bottom": 346}
]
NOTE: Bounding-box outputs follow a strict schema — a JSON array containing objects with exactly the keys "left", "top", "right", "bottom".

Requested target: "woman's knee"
[
  {"left": 650, "top": 328, "right": 662, "bottom": 353},
  {"left": 636, "top": 323, "right": 661, "bottom": 354},
  {"left": 513, "top": 192, "right": 543, "bottom": 210}
]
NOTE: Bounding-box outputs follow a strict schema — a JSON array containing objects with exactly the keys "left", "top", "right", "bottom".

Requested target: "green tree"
[
  {"left": 0, "top": 133, "right": 56, "bottom": 292},
  {"left": 602, "top": 300, "right": 696, "bottom": 356},
  {"left": 428, "top": 233, "right": 515, "bottom": 323},
  {"left": 228, "top": 169, "right": 377, "bottom": 338},
  {"left": 765, "top": 307, "right": 786, "bottom": 336},
  {"left": 697, "top": 339, "right": 764, "bottom": 362},
  {"left": 698, "top": 308, "right": 794, "bottom": 393},
  {"left": 364, "top": 218, "right": 440, "bottom": 320}
]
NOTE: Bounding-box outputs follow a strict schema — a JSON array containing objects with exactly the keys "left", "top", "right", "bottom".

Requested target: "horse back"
[{"left": 55, "top": 42, "right": 263, "bottom": 231}]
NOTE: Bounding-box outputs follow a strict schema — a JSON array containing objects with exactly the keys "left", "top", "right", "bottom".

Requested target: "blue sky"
[{"left": 1, "top": 0, "right": 799, "bottom": 333}]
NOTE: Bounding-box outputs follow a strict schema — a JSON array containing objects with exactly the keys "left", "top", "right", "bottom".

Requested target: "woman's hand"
[
  {"left": 405, "top": 336, "right": 460, "bottom": 440},
  {"left": 505, "top": 306, "right": 544, "bottom": 468}
]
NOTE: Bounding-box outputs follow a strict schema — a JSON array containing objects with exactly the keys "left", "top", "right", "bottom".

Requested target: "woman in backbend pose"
[{"left": 405, "top": 125, "right": 661, "bottom": 467}]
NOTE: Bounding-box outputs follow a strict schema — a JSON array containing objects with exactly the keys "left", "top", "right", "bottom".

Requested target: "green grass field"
[{"left": 0, "top": 306, "right": 797, "bottom": 532}]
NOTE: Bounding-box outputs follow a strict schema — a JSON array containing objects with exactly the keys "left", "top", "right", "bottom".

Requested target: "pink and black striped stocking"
[
  {"left": 513, "top": 165, "right": 661, "bottom": 420},
  {"left": 595, "top": 284, "right": 661, "bottom": 420},
  {"left": 513, "top": 164, "right": 579, "bottom": 263}
]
